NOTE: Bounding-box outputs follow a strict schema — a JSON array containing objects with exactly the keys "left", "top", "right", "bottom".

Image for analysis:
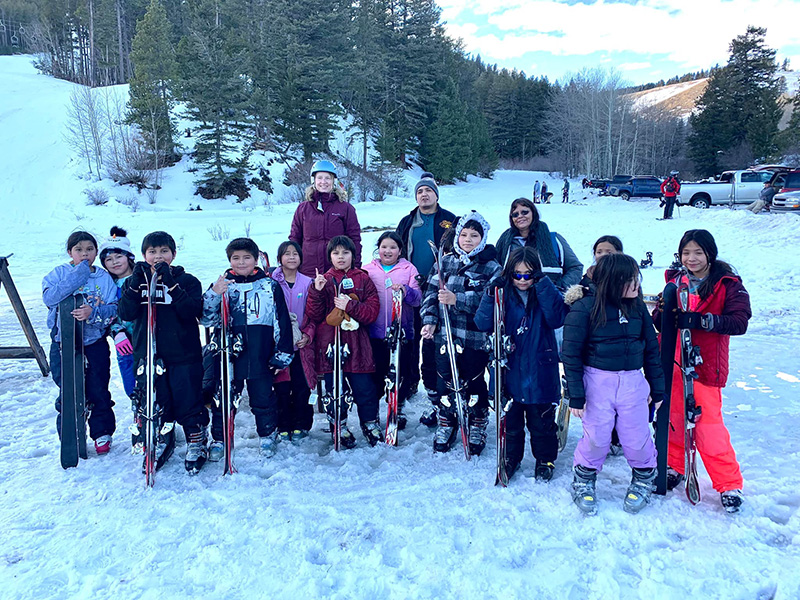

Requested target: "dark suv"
[{"left": 608, "top": 176, "right": 663, "bottom": 201}]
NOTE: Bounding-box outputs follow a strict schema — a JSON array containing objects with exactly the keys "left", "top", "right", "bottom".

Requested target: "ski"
[
  {"left": 428, "top": 240, "right": 470, "bottom": 460},
  {"left": 218, "top": 291, "right": 241, "bottom": 474},
  {"left": 325, "top": 280, "right": 351, "bottom": 451},
  {"left": 259, "top": 251, "right": 270, "bottom": 274},
  {"left": 654, "top": 282, "right": 678, "bottom": 495},
  {"left": 141, "top": 273, "right": 160, "bottom": 487},
  {"left": 58, "top": 294, "right": 86, "bottom": 469},
  {"left": 677, "top": 277, "right": 702, "bottom": 505},
  {"left": 556, "top": 371, "right": 571, "bottom": 453},
  {"left": 491, "top": 286, "right": 512, "bottom": 486},
  {"left": 384, "top": 289, "right": 403, "bottom": 446}
]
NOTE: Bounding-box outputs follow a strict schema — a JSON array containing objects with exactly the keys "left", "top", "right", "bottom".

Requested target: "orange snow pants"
[{"left": 667, "top": 370, "right": 743, "bottom": 493}]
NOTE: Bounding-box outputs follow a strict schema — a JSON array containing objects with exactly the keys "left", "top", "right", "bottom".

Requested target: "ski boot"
[
  {"left": 623, "top": 467, "right": 656, "bottom": 514},
  {"left": 535, "top": 461, "right": 555, "bottom": 482},
  {"left": 361, "top": 421, "right": 384, "bottom": 447},
  {"left": 140, "top": 427, "right": 175, "bottom": 474},
  {"left": 208, "top": 440, "right": 224, "bottom": 462},
  {"left": 721, "top": 489, "right": 744, "bottom": 514},
  {"left": 279, "top": 431, "right": 291, "bottom": 443},
  {"left": 291, "top": 430, "right": 309, "bottom": 445},
  {"left": 330, "top": 419, "right": 357, "bottom": 450},
  {"left": 505, "top": 460, "right": 520, "bottom": 480},
  {"left": 468, "top": 412, "right": 488, "bottom": 456},
  {"left": 433, "top": 412, "right": 457, "bottom": 453},
  {"left": 666, "top": 467, "right": 685, "bottom": 491},
  {"left": 94, "top": 435, "right": 112, "bottom": 455},
  {"left": 260, "top": 432, "right": 279, "bottom": 458},
  {"left": 419, "top": 390, "right": 439, "bottom": 427},
  {"left": 184, "top": 429, "right": 208, "bottom": 475},
  {"left": 571, "top": 465, "right": 598, "bottom": 515}
]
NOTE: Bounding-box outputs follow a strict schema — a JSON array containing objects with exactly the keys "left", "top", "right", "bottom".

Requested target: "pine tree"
[{"left": 422, "top": 79, "right": 472, "bottom": 182}]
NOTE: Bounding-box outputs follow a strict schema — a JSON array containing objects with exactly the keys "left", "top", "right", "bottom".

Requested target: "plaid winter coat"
[{"left": 421, "top": 246, "right": 502, "bottom": 351}]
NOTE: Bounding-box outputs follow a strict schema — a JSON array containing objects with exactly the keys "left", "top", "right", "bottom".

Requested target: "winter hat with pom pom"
[
  {"left": 414, "top": 171, "right": 439, "bottom": 200},
  {"left": 99, "top": 226, "right": 134, "bottom": 261}
]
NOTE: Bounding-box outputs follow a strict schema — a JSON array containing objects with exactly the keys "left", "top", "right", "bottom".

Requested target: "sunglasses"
[
  {"left": 511, "top": 210, "right": 531, "bottom": 218},
  {"left": 512, "top": 273, "right": 535, "bottom": 280}
]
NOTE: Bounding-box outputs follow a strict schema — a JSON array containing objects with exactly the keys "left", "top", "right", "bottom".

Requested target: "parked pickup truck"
[
  {"left": 599, "top": 174, "right": 632, "bottom": 196},
  {"left": 608, "top": 176, "right": 663, "bottom": 201},
  {"left": 678, "top": 170, "right": 774, "bottom": 209}
]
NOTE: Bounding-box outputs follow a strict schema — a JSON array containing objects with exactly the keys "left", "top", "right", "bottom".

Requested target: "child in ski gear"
[
  {"left": 305, "top": 235, "right": 381, "bottom": 447},
  {"left": 475, "top": 246, "right": 568, "bottom": 480},
  {"left": 201, "top": 238, "right": 294, "bottom": 459},
  {"left": 562, "top": 253, "right": 665, "bottom": 514},
  {"left": 495, "top": 198, "right": 583, "bottom": 291},
  {"left": 43, "top": 231, "right": 118, "bottom": 454},
  {"left": 99, "top": 227, "right": 140, "bottom": 451},
  {"left": 271, "top": 240, "right": 317, "bottom": 443},
  {"left": 652, "top": 229, "right": 751, "bottom": 512},
  {"left": 421, "top": 211, "right": 502, "bottom": 455},
  {"left": 118, "top": 231, "right": 209, "bottom": 474},
  {"left": 364, "top": 232, "right": 422, "bottom": 431}
]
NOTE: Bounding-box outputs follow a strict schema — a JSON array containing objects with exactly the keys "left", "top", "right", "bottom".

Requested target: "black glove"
[
  {"left": 676, "top": 311, "right": 714, "bottom": 331},
  {"left": 486, "top": 277, "right": 506, "bottom": 296},
  {"left": 154, "top": 261, "right": 176, "bottom": 288},
  {"left": 127, "top": 262, "right": 149, "bottom": 290},
  {"left": 531, "top": 271, "right": 546, "bottom": 283}
]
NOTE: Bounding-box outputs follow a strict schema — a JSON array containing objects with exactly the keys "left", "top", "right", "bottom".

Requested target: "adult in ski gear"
[
  {"left": 421, "top": 211, "right": 502, "bottom": 455},
  {"left": 533, "top": 180, "right": 541, "bottom": 203},
  {"left": 652, "top": 229, "right": 751, "bottom": 511},
  {"left": 364, "top": 232, "right": 422, "bottom": 432},
  {"left": 200, "top": 238, "right": 294, "bottom": 459},
  {"left": 660, "top": 173, "right": 681, "bottom": 220},
  {"left": 495, "top": 198, "right": 583, "bottom": 291},
  {"left": 43, "top": 231, "right": 118, "bottom": 450},
  {"left": 290, "top": 160, "right": 362, "bottom": 278},
  {"left": 272, "top": 241, "right": 317, "bottom": 440},
  {"left": 475, "top": 247, "right": 568, "bottom": 479},
  {"left": 541, "top": 181, "right": 549, "bottom": 203},
  {"left": 745, "top": 181, "right": 777, "bottom": 214},
  {"left": 395, "top": 172, "right": 457, "bottom": 421},
  {"left": 118, "top": 231, "right": 209, "bottom": 473},
  {"left": 562, "top": 253, "right": 665, "bottom": 514},
  {"left": 305, "top": 236, "right": 381, "bottom": 447},
  {"left": 562, "top": 179, "right": 570, "bottom": 203}
]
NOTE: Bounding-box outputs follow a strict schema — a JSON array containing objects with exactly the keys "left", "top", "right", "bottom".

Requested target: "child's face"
[
  {"left": 622, "top": 272, "right": 641, "bottom": 299},
  {"left": 457, "top": 227, "right": 482, "bottom": 254},
  {"left": 280, "top": 246, "right": 301, "bottom": 271},
  {"left": 144, "top": 245, "right": 175, "bottom": 268},
  {"left": 511, "top": 262, "right": 535, "bottom": 291},
  {"left": 69, "top": 241, "right": 97, "bottom": 266},
  {"left": 103, "top": 252, "right": 132, "bottom": 278},
  {"left": 681, "top": 241, "right": 709, "bottom": 276},
  {"left": 229, "top": 251, "right": 256, "bottom": 276},
  {"left": 314, "top": 172, "right": 334, "bottom": 193},
  {"left": 330, "top": 246, "right": 353, "bottom": 271},
  {"left": 378, "top": 239, "right": 400, "bottom": 266},
  {"left": 593, "top": 242, "right": 618, "bottom": 261}
]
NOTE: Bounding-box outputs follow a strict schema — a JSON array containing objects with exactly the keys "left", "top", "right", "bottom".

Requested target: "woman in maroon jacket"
[
  {"left": 289, "top": 160, "right": 362, "bottom": 278},
  {"left": 304, "top": 235, "right": 381, "bottom": 448},
  {"left": 653, "top": 229, "right": 751, "bottom": 513}
]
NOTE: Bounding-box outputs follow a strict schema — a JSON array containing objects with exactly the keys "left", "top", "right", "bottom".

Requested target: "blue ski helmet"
[{"left": 310, "top": 160, "right": 338, "bottom": 179}]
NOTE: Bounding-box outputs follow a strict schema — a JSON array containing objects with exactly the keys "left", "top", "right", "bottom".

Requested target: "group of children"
[{"left": 42, "top": 212, "right": 750, "bottom": 513}]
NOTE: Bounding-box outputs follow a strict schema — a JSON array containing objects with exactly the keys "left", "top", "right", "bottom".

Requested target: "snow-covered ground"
[{"left": 1, "top": 56, "right": 800, "bottom": 600}]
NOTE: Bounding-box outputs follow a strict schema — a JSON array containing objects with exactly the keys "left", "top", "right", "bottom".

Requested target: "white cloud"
[{"left": 443, "top": 0, "right": 800, "bottom": 73}]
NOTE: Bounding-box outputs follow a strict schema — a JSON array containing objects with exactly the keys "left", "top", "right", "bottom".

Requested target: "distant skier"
[
  {"left": 533, "top": 180, "right": 541, "bottom": 203},
  {"left": 660, "top": 171, "right": 681, "bottom": 220},
  {"left": 541, "top": 181, "right": 549, "bottom": 203},
  {"left": 562, "top": 179, "right": 570, "bottom": 203}
]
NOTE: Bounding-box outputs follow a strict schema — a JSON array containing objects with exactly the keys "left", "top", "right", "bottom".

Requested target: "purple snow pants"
[{"left": 573, "top": 367, "right": 657, "bottom": 472}]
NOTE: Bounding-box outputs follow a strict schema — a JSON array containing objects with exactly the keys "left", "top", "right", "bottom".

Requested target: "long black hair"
[
  {"left": 678, "top": 229, "right": 735, "bottom": 300},
  {"left": 508, "top": 198, "right": 540, "bottom": 234},
  {"left": 502, "top": 246, "right": 542, "bottom": 281},
  {"left": 590, "top": 253, "right": 640, "bottom": 328}
]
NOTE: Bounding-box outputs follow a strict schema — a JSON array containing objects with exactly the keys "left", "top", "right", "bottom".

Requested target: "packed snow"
[{"left": 1, "top": 56, "right": 799, "bottom": 600}]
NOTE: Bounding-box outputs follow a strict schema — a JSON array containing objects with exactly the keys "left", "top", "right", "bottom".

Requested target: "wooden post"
[{"left": 0, "top": 255, "right": 50, "bottom": 376}]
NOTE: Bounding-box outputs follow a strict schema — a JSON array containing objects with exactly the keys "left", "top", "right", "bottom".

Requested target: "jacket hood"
[
  {"left": 454, "top": 210, "right": 491, "bottom": 264},
  {"left": 224, "top": 267, "right": 268, "bottom": 283},
  {"left": 304, "top": 185, "right": 348, "bottom": 204}
]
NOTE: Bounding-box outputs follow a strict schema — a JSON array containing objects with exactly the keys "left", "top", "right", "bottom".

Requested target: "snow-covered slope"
[{"left": 2, "top": 56, "right": 800, "bottom": 600}]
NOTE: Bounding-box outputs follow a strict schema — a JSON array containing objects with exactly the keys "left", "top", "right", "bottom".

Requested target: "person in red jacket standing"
[
  {"left": 290, "top": 160, "right": 362, "bottom": 277},
  {"left": 653, "top": 229, "right": 751, "bottom": 512},
  {"left": 660, "top": 171, "right": 681, "bottom": 220}
]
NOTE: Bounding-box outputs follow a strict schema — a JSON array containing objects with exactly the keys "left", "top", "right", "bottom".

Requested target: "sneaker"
[
  {"left": 433, "top": 416, "right": 457, "bottom": 453},
  {"left": 535, "top": 461, "right": 555, "bottom": 482},
  {"left": 721, "top": 489, "right": 744, "bottom": 513},
  {"left": 291, "top": 430, "right": 309, "bottom": 444},
  {"left": 468, "top": 415, "right": 488, "bottom": 456},
  {"left": 330, "top": 419, "right": 357, "bottom": 450},
  {"left": 666, "top": 467, "right": 685, "bottom": 491},
  {"left": 94, "top": 435, "right": 112, "bottom": 455},
  {"left": 623, "top": 467, "right": 656, "bottom": 514},
  {"left": 184, "top": 429, "right": 208, "bottom": 475},
  {"left": 361, "top": 421, "right": 384, "bottom": 447},
  {"left": 208, "top": 440, "right": 225, "bottom": 462},
  {"left": 571, "top": 465, "right": 598, "bottom": 515},
  {"left": 260, "top": 433, "right": 279, "bottom": 458},
  {"left": 279, "top": 431, "right": 291, "bottom": 443}
]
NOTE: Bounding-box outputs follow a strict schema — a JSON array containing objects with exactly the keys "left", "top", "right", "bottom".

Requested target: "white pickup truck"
[{"left": 678, "top": 170, "right": 774, "bottom": 209}]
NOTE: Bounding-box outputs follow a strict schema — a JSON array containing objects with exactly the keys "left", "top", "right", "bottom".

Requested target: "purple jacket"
[
  {"left": 271, "top": 266, "right": 317, "bottom": 388},
  {"left": 363, "top": 258, "right": 422, "bottom": 339},
  {"left": 289, "top": 188, "right": 362, "bottom": 278}
]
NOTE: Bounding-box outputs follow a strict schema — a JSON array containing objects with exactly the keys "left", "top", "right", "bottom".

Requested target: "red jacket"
[
  {"left": 655, "top": 269, "right": 751, "bottom": 387},
  {"left": 660, "top": 177, "right": 681, "bottom": 198},
  {"left": 303, "top": 267, "right": 379, "bottom": 374},
  {"left": 289, "top": 189, "right": 362, "bottom": 278}
]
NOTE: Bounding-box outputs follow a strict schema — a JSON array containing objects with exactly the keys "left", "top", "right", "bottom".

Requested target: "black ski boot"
[
  {"left": 535, "top": 461, "right": 555, "bottom": 482},
  {"left": 571, "top": 465, "right": 598, "bottom": 515},
  {"left": 361, "top": 420, "right": 384, "bottom": 447},
  {"left": 721, "top": 489, "right": 744, "bottom": 514},
  {"left": 505, "top": 460, "right": 520, "bottom": 479},
  {"left": 140, "top": 425, "right": 175, "bottom": 474},
  {"left": 184, "top": 428, "right": 208, "bottom": 475},
  {"left": 330, "top": 419, "right": 357, "bottom": 449},
  {"left": 433, "top": 410, "right": 457, "bottom": 453},
  {"left": 623, "top": 467, "right": 656, "bottom": 514},
  {"left": 666, "top": 467, "right": 685, "bottom": 490},
  {"left": 468, "top": 412, "right": 488, "bottom": 456},
  {"left": 419, "top": 390, "right": 439, "bottom": 427}
]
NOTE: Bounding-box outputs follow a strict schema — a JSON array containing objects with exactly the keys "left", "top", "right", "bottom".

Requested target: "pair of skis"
[
  {"left": 58, "top": 294, "right": 87, "bottom": 469},
  {"left": 384, "top": 289, "right": 403, "bottom": 446},
  {"left": 324, "top": 279, "right": 352, "bottom": 451},
  {"left": 490, "top": 287, "right": 513, "bottom": 486},
  {"left": 217, "top": 291, "right": 242, "bottom": 474}
]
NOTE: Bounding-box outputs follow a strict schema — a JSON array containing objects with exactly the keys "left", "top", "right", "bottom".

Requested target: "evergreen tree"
[{"left": 422, "top": 79, "right": 473, "bottom": 182}]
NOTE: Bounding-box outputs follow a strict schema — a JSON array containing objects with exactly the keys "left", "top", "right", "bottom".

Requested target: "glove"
[
  {"left": 677, "top": 312, "right": 715, "bottom": 330},
  {"left": 114, "top": 332, "right": 133, "bottom": 355},
  {"left": 486, "top": 277, "right": 506, "bottom": 296},
  {"left": 531, "top": 271, "right": 545, "bottom": 283},
  {"left": 154, "top": 261, "right": 176, "bottom": 287},
  {"left": 128, "top": 262, "right": 149, "bottom": 290}
]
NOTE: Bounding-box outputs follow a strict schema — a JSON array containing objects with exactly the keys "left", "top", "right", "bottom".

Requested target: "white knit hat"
[{"left": 99, "top": 226, "right": 134, "bottom": 260}]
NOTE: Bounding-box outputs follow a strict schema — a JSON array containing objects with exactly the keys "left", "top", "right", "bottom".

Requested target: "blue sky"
[{"left": 439, "top": 0, "right": 800, "bottom": 86}]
